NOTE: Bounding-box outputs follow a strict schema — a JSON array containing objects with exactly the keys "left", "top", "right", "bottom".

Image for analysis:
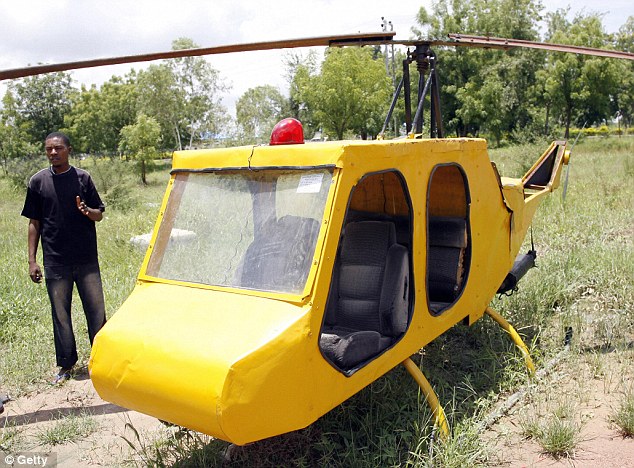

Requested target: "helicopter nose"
[{"left": 88, "top": 281, "right": 308, "bottom": 444}]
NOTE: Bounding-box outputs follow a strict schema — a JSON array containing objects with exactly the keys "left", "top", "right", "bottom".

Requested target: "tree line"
[{"left": 1, "top": 1, "right": 632, "bottom": 179}]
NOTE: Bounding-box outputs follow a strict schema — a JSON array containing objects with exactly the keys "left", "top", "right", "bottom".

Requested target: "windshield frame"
[{"left": 138, "top": 165, "right": 339, "bottom": 302}]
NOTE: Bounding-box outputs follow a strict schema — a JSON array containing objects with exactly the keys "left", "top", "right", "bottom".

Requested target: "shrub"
[
  {"left": 103, "top": 183, "right": 138, "bottom": 213},
  {"left": 2, "top": 157, "right": 45, "bottom": 189}
]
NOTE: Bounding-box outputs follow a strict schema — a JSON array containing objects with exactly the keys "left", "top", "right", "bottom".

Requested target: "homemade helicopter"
[{"left": 3, "top": 32, "right": 632, "bottom": 444}]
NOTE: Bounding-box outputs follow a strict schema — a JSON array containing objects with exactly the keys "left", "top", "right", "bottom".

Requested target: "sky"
[{"left": 0, "top": 0, "right": 632, "bottom": 115}]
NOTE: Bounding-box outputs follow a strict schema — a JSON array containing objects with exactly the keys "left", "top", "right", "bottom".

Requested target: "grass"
[
  {"left": 0, "top": 420, "right": 25, "bottom": 453},
  {"left": 523, "top": 415, "right": 583, "bottom": 458},
  {"left": 408, "top": 418, "right": 489, "bottom": 467},
  {"left": 35, "top": 412, "right": 100, "bottom": 447},
  {"left": 1, "top": 137, "right": 632, "bottom": 465},
  {"left": 612, "top": 388, "right": 634, "bottom": 437},
  {"left": 520, "top": 397, "right": 585, "bottom": 459}
]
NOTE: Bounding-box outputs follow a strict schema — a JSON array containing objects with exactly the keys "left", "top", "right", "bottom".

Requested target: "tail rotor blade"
[
  {"left": 562, "top": 162, "right": 570, "bottom": 203},
  {"left": 562, "top": 124, "right": 584, "bottom": 205}
]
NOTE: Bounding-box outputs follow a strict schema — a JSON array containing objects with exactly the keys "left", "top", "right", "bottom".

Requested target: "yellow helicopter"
[{"left": 3, "top": 32, "right": 632, "bottom": 445}]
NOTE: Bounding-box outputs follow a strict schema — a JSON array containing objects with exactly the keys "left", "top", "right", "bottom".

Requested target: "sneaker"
[
  {"left": 0, "top": 392, "right": 8, "bottom": 414},
  {"left": 51, "top": 367, "right": 72, "bottom": 385}
]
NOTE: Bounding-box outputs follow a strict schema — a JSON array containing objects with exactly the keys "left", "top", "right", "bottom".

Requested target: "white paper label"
[{"left": 297, "top": 173, "right": 324, "bottom": 193}]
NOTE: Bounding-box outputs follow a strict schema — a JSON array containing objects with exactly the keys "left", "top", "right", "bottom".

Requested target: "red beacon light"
[{"left": 269, "top": 118, "right": 305, "bottom": 145}]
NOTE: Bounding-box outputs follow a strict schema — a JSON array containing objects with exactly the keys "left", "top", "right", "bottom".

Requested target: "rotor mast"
[
  {"left": 408, "top": 44, "right": 444, "bottom": 138},
  {"left": 381, "top": 43, "right": 444, "bottom": 139}
]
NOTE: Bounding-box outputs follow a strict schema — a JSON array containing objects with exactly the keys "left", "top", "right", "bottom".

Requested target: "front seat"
[
  {"left": 238, "top": 215, "right": 320, "bottom": 292},
  {"left": 320, "top": 220, "right": 410, "bottom": 371}
]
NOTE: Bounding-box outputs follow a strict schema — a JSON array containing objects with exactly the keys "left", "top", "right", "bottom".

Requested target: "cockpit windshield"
[{"left": 145, "top": 168, "right": 333, "bottom": 295}]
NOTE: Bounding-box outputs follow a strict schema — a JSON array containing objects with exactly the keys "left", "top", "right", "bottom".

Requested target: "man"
[{"left": 21, "top": 132, "right": 107, "bottom": 384}]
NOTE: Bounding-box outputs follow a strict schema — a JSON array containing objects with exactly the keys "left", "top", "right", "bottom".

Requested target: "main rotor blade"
[
  {"left": 0, "top": 32, "right": 396, "bottom": 81},
  {"left": 447, "top": 34, "right": 634, "bottom": 60}
]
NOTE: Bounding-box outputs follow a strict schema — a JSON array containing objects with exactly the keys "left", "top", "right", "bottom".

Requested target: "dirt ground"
[
  {"left": 483, "top": 347, "right": 634, "bottom": 467},
  {"left": 2, "top": 349, "right": 633, "bottom": 467},
  {"left": 1, "top": 368, "right": 163, "bottom": 467}
]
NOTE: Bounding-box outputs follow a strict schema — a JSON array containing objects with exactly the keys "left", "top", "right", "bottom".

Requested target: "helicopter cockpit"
[{"left": 144, "top": 167, "right": 333, "bottom": 295}]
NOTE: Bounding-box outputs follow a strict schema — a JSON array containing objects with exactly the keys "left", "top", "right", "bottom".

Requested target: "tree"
[
  {"left": 294, "top": 47, "right": 392, "bottom": 140},
  {"left": 64, "top": 86, "right": 104, "bottom": 153},
  {"left": 0, "top": 93, "right": 38, "bottom": 173},
  {"left": 613, "top": 16, "right": 634, "bottom": 129},
  {"left": 118, "top": 114, "right": 162, "bottom": 185},
  {"left": 136, "top": 38, "right": 228, "bottom": 151},
  {"left": 137, "top": 64, "right": 183, "bottom": 149},
  {"left": 168, "top": 38, "right": 229, "bottom": 149},
  {"left": 542, "top": 11, "right": 622, "bottom": 137},
  {"left": 414, "top": 0, "right": 544, "bottom": 141},
  {"left": 286, "top": 51, "right": 320, "bottom": 137},
  {"left": 64, "top": 74, "right": 138, "bottom": 153},
  {"left": 0, "top": 92, "right": 42, "bottom": 186},
  {"left": 236, "top": 85, "right": 289, "bottom": 144},
  {"left": 6, "top": 72, "right": 75, "bottom": 144}
]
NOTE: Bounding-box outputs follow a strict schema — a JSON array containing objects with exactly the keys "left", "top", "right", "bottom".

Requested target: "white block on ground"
[{"left": 130, "top": 229, "right": 197, "bottom": 249}]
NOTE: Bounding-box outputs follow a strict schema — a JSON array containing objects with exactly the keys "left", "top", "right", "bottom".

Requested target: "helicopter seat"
[
  {"left": 238, "top": 215, "right": 320, "bottom": 292},
  {"left": 320, "top": 221, "right": 409, "bottom": 371},
  {"left": 427, "top": 216, "right": 468, "bottom": 313}
]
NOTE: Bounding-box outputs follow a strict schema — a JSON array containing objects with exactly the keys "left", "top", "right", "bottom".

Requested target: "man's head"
[{"left": 44, "top": 132, "right": 72, "bottom": 173}]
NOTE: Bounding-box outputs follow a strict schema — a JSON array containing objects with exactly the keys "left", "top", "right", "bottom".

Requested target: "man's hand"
[
  {"left": 29, "top": 261, "right": 42, "bottom": 283},
  {"left": 76, "top": 196, "right": 90, "bottom": 216},
  {"left": 76, "top": 196, "right": 103, "bottom": 221}
]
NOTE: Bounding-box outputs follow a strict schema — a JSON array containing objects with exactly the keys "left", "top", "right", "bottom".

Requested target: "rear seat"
[{"left": 427, "top": 216, "right": 468, "bottom": 313}]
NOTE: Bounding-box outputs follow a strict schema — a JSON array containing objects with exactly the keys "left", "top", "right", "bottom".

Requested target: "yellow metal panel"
[
  {"left": 501, "top": 178, "right": 527, "bottom": 260},
  {"left": 171, "top": 141, "right": 347, "bottom": 171},
  {"left": 89, "top": 282, "right": 307, "bottom": 440}
]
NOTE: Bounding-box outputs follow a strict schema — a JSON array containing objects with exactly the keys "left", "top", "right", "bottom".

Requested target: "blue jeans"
[{"left": 44, "top": 262, "right": 106, "bottom": 369}]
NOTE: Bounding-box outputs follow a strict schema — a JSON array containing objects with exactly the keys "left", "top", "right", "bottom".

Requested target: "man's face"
[{"left": 45, "top": 137, "right": 71, "bottom": 172}]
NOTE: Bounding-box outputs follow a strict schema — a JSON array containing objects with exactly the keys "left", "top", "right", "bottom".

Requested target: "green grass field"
[{"left": 1, "top": 138, "right": 632, "bottom": 466}]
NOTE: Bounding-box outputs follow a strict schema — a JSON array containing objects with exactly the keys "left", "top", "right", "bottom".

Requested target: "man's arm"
[{"left": 27, "top": 219, "right": 42, "bottom": 283}]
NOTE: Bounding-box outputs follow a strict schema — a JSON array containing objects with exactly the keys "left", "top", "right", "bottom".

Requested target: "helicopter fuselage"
[{"left": 89, "top": 137, "right": 567, "bottom": 444}]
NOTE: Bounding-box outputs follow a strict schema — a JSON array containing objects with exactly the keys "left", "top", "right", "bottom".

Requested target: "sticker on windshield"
[{"left": 297, "top": 173, "right": 324, "bottom": 193}]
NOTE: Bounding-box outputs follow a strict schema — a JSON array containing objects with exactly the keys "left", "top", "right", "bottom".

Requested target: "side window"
[
  {"left": 426, "top": 164, "right": 471, "bottom": 314},
  {"left": 319, "top": 171, "right": 413, "bottom": 374}
]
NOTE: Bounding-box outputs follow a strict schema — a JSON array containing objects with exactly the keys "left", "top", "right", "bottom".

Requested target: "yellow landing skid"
[
  {"left": 405, "top": 306, "right": 535, "bottom": 438},
  {"left": 485, "top": 306, "right": 536, "bottom": 375},
  {"left": 402, "top": 358, "right": 450, "bottom": 438}
]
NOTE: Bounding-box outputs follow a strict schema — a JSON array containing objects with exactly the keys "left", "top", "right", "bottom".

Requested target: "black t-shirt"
[{"left": 21, "top": 166, "right": 105, "bottom": 267}]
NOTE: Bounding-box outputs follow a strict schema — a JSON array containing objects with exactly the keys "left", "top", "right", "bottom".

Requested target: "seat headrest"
[
  {"left": 341, "top": 221, "right": 396, "bottom": 265},
  {"left": 428, "top": 216, "right": 467, "bottom": 248}
]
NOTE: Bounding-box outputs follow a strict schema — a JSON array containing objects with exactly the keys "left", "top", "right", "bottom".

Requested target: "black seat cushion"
[{"left": 320, "top": 329, "right": 391, "bottom": 369}]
